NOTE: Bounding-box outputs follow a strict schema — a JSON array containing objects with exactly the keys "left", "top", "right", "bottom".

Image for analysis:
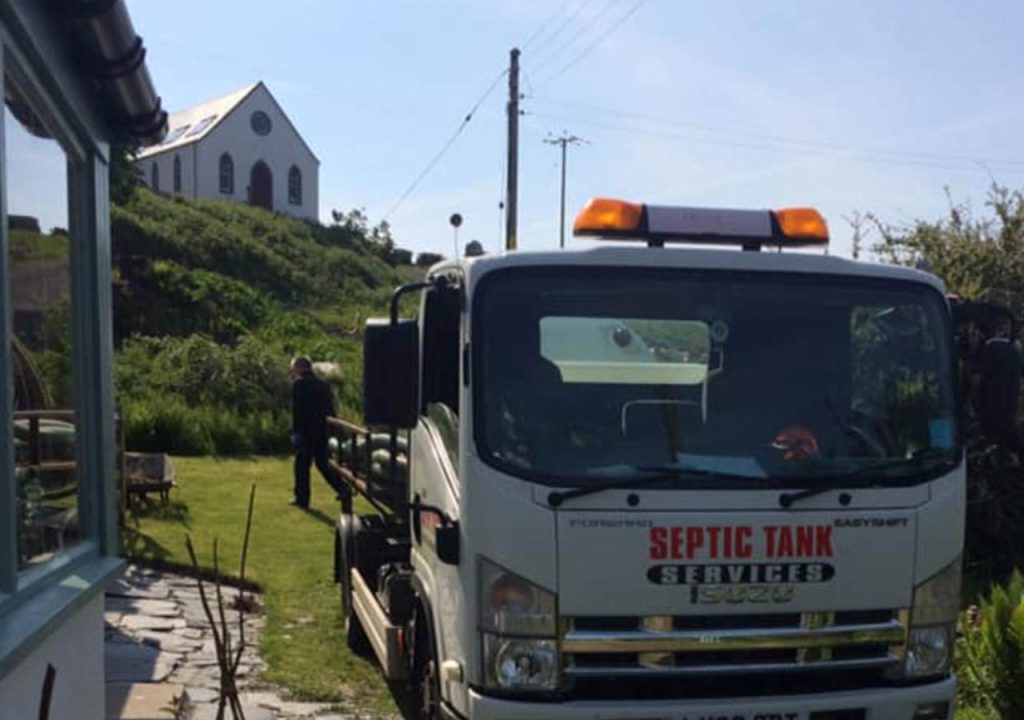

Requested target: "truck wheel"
[
  {"left": 338, "top": 516, "right": 371, "bottom": 656},
  {"left": 344, "top": 595, "right": 371, "bottom": 656},
  {"left": 412, "top": 606, "right": 441, "bottom": 720}
]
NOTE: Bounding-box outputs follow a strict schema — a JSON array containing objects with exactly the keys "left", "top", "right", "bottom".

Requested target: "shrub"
[
  {"left": 415, "top": 252, "right": 444, "bottom": 268},
  {"left": 121, "top": 396, "right": 293, "bottom": 457},
  {"left": 114, "top": 260, "right": 272, "bottom": 343},
  {"left": 123, "top": 396, "right": 213, "bottom": 456},
  {"left": 110, "top": 190, "right": 400, "bottom": 456},
  {"left": 115, "top": 332, "right": 360, "bottom": 455},
  {"left": 113, "top": 189, "right": 401, "bottom": 307},
  {"left": 957, "top": 570, "right": 1024, "bottom": 718}
]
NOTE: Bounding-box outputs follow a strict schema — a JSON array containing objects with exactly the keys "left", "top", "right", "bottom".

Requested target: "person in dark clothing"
[{"left": 290, "top": 356, "right": 348, "bottom": 509}]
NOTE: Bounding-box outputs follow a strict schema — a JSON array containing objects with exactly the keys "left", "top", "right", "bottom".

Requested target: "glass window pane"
[
  {"left": 288, "top": 165, "right": 301, "bottom": 204},
  {"left": 476, "top": 271, "right": 955, "bottom": 486},
  {"left": 6, "top": 76, "right": 79, "bottom": 569}
]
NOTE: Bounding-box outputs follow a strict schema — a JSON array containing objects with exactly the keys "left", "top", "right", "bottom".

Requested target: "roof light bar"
[
  {"left": 572, "top": 197, "right": 644, "bottom": 236},
  {"left": 573, "top": 197, "right": 829, "bottom": 248}
]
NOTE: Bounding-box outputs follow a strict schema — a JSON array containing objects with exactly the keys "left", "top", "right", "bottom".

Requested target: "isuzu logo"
[{"left": 690, "top": 585, "right": 796, "bottom": 605}]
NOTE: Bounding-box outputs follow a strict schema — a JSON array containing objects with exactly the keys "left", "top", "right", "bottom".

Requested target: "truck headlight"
[
  {"left": 479, "top": 557, "right": 558, "bottom": 692},
  {"left": 483, "top": 636, "right": 558, "bottom": 691},
  {"left": 902, "top": 559, "right": 961, "bottom": 678}
]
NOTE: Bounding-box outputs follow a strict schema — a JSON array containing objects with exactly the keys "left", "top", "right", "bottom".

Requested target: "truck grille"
[{"left": 562, "top": 610, "right": 907, "bottom": 681}]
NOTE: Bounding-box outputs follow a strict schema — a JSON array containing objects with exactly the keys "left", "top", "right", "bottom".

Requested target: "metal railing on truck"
[{"left": 326, "top": 416, "right": 408, "bottom": 518}]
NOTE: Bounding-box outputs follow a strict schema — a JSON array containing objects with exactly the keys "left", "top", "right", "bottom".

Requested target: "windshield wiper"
[
  {"left": 547, "top": 465, "right": 761, "bottom": 507},
  {"left": 777, "top": 449, "right": 956, "bottom": 509}
]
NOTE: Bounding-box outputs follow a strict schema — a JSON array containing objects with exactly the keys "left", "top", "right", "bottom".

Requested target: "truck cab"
[{"left": 332, "top": 199, "right": 1020, "bottom": 720}]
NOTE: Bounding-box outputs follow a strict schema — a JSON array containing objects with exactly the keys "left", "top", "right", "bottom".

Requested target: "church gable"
[{"left": 136, "top": 82, "right": 319, "bottom": 221}]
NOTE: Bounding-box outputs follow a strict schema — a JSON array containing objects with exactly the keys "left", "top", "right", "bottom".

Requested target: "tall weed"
[{"left": 957, "top": 571, "right": 1024, "bottom": 718}]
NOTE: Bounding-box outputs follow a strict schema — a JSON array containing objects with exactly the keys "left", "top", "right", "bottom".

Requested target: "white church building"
[{"left": 137, "top": 82, "right": 319, "bottom": 220}]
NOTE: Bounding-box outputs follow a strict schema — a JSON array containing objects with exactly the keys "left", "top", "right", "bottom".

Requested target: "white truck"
[{"left": 330, "top": 198, "right": 1021, "bottom": 720}]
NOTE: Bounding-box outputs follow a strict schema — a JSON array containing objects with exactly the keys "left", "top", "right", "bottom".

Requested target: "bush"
[
  {"left": 874, "top": 185, "right": 1024, "bottom": 588},
  {"left": 415, "top": 252, "right": 444, "bottom": 268},
  {"left": 121, "top": 395, "right": 293, "bottom": 456},
  {"left": 115, "top": 260, "right": 273, "bottom": 343},
  {"left": 123, "top": 396, "right": 213, "bottom": 455},
  {"left": 115, "top": 331, "right": 362, "bottom": 455},
  {"left": 957, "top": 571, "right": 1024, "bottom": 718},
  {"left": 110, "top": 190, "right": 401, "bottom": 456},
  {"left": 113, "top": 189, "right": 400, "bottom": 307}
]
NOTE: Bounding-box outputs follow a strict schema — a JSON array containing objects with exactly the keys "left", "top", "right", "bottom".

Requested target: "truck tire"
[
  {"left": 411, "top": 602, "right": 441, "bottom": 720},
  {"left": 338, "top": 514, "right": 371, "bottom": 656},
  {"left": 344, "top": 592, "right": 371, "bottom": 656}
]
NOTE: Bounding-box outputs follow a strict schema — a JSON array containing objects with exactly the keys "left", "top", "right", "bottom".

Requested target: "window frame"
[
  {"left": 419, "top": 273, "right": 465, "bottom": 489},
  {"left": 288, "top": 164, "right": 301, "bottom": 205},
  {"left": 250, "top": 110, "right": 271, "bottom": 136},
  {"left": 0, "top": 23, "right": 122, "bottom": 629},
  {"left": 162, "top": 124, "right": 189, "bottom": 144},
  {"left": 151, "top": 160, "right": 159, "bottom": 191},
  {"left": 186, "top": 115, "right": 216, "bottom": 137},
  {"left": 219, "top": 152, "right": 233, "bottom": 194},
  {"left": 172, "top": 154, "right": 181, "bottom": 193}
]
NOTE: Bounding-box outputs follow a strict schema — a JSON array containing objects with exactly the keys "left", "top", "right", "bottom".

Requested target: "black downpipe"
[{"left": 54, "top": 0, "right": 167, "bottom": 144}]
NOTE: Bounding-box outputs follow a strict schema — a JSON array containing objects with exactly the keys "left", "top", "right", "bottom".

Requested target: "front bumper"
[{"left": 454, "top": 676, "right": 955, "bottom": 720}]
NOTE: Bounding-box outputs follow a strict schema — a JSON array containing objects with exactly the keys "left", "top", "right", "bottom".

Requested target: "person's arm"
[
  {"left": 326, "top": 384, "right": 337, "bottom": 420},
  {"left": 291, "top": 381, "right": 303, "bottom": 434}
]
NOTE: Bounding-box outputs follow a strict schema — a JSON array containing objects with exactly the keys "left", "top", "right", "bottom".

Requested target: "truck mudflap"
[{"left": 459, "top": 675, "right": 954, "bottom": 720}]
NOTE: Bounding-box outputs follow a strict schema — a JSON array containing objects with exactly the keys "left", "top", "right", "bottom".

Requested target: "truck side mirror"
[
  {"left": 363, "top": 318, "right": 419, "bottom": 429},
  {"left": 979, "top": 337, "right": 1022, "bottom": 439},
  {"left": 436, "top": 524, "right": 460, "bottom": 565},
  {"left": 410, "top": 497, "right": 460, "bottom": 565}
]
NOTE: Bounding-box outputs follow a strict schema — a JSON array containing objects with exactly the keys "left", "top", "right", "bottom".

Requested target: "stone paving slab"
[
  {"left": 107, "top": 565, "right": 387, "bottom": 719},
  {"left": 105, "top": 682, "right": 185, "bottom": 720},
  {"left": 108, "top": 576, "right": 173, "bottom": 600},
  {"left": 105, "top": 642, "right": 180, "bottom": 683},
  {"left": 121, "top": 613, "right": 188, "bottom": 632},
  {"left": 137, "top": 630, "right": 205, "bottom": 654},
  {"left": 107, "top": 596, "right": 183, "bottom": 617}
]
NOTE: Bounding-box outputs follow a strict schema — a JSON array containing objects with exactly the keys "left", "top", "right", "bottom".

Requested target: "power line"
[
  {"left": 529, "top": 0, "right": 624, "bottom": 75},
  {"left": 521, "top": 0, "right": 577, "bottom": 51},
  {"left": 528, "top": 99, "right": 1024, "bottom": 169},
  {"left": 527, "top": 0, "right": 592, "bottom": 60},
  {"left": 496, "top": 145, "right": 507, "bottom": 247},
  {"left": 535, "top": 0, "right": 652, "bottom": 88},
  {"left": 527, "top": 110, "right": 1024, "bottom": 173},
  {"left": 383, "top": 69, "right": 508, "bottom": 221}
]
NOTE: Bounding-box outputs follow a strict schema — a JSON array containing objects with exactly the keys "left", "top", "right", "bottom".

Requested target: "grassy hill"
[{"left": 111, "top": 189, "right": 414, "bottom": 455}]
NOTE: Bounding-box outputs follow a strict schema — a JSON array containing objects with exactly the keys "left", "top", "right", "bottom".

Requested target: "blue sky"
[{"left": 123, "top": 0, "right": 1024, "bottom": 258}]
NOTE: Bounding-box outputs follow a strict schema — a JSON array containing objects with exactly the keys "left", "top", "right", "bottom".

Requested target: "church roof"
[{"left": 136, "top": 83, "right": 259, "bottom": 159}]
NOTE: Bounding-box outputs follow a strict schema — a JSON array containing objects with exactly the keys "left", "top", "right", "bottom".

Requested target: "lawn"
[{"left": 123, "top": 455, "right": 401, "bottom": 715}]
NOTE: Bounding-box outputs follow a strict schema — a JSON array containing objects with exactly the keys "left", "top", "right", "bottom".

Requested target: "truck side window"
[{"left": 421, "top": 284, "right": 461, "bottom": 470}]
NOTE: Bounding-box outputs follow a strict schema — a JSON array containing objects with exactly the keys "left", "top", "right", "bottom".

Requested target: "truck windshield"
[{"left": 473, "top": 268, "right": 957, "bottom": 487}]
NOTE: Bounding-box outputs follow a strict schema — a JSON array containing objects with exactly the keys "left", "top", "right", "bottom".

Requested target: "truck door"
[{"left": 410, "top": 279, "right": 463, "bottom": 701}]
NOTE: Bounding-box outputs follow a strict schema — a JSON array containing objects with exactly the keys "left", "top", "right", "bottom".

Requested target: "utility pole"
[
  {"left": 505, "top": 47, "right": 520, "bottom": 251},
  {"left": 544, "top": 132, "right": 585, "bottom": 249}
]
